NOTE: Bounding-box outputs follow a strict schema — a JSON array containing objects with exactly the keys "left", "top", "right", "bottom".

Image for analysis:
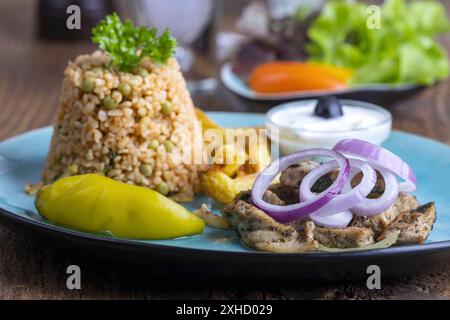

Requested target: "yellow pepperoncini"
[{"left": 35, "top": 174, "right": 205, "bottom": 239}]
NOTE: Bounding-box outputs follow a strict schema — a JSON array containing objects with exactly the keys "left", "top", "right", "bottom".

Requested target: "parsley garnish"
[{"left": 92, "top": 12, "right": 177, "bottom": 72}]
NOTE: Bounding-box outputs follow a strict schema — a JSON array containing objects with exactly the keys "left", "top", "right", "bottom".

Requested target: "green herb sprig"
[{"left": 92, "top": 12, "right": 177, "bottom": 72}]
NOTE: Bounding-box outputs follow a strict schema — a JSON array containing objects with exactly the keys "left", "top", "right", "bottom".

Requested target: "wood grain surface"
[{"left": 0, "top": 0, "right": 449, "bottom": 300}]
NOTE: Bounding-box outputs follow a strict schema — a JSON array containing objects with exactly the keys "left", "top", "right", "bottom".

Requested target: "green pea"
[
  {"left": 80, "top": 77, "right": 95, "bottom": 93},
  {"left": 103, "top": 96, "right": 118, "bottom": 109},
  {"left": 103, "top": 166, "right": 112, "bottom": 175},
  {"left": 118, "top": 82, "right": 132, "bottom": 97},
  {"left": 108, "top": 151, "right": 118, "bottom": 161},
  {"left": 136, "top": 67, "right": 149, "bottom": 77},
  {"left": 163, "top": 140, "right": 173, "bottom": 152},
  {"left": 148, "top": 139, "right": 159, "bottom": 150},
  {"left": 139, "top": 164, "right": 153, "bottom": 177},
  {"left": 155, "top": 182, "right": 169, "bottom": 196},
  {"left": 160, "top": 101, "right": 173, "bottom": 116}
]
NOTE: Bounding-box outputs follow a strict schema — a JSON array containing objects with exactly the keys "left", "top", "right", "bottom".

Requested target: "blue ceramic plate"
[
  {"left": 221, "top": 63, "right": 420, "bottom": 101},
  {"left": 0, "top": 112, "right": 449, "bottom": 282}
]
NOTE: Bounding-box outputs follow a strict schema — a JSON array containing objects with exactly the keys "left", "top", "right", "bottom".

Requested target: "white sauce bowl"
[{"left": 266, "top": 99, "right": 392, "bottom": 155}]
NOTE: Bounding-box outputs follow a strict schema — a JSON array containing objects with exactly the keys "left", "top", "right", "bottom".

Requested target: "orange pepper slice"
[
  {"left": 249, "top": 61, "right": 351, "bottom": 94},
  {"left": 308, "top": 62, "right": 354, "bottom": 83}
]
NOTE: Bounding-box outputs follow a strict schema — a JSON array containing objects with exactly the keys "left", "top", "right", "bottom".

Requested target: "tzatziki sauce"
[{"left": 266, "top": 99, "right": 392, "bottom": 155}]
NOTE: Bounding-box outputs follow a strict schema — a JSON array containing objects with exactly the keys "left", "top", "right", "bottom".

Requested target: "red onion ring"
[
  {"left": 343, "top": 164, "right": 399, "bottom": 216},
  {"left": 299, "top": 159, "right": 377, "bottom": 217},
  {"left": 333, "top": 139, "right": 416, "bottom": 192},
  {"left": 251, "top": 149, "right": 350, "bottom": 224},
  {"left": 310, "top": 210, "right": 353, "bottom": 229}
]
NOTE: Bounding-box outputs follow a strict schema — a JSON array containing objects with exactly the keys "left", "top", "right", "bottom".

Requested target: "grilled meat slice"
[
  {"left": 225, "top": 162, "right": 435, "bottom": 252},
  {"left": 279, "top": 161, "right": 394, "bottom": 196},
  {"left": 268, "top": 183, "right": 299, "bottom": 205},
  {"left": 278, "top": 161, "right": 344, "bottom": 193},
  {"left": 193, "top": 204, "right": 230, "bottom": 229},
  {"left": 234, "top": 189, "right": 284, "bottom": 205},
  {"left": 280, "top": 161, "right": 319, "bottom": 187},
  {"left": 305, "top": 167, "right": 388, "bottom": 195},
  {"left": 314, "top": 227, "right": 374, "bottom": 249},
  {"left": 351, "top": 171, "right": 386, "bottom": 199},
  {"left": 234, "top": 190, "right": 252, "bottom": 203},
  {"left": 222, "top": 200, "right": 318, "bottom": 253},
  {"left": 290, "top": 217, "right": 314, "bottom": 234},
  {"left": 378, "top": 202, "right": 436, "bottom": 244},
  {"left": 350, "top": 193, "right": 419, "bottom": 237},
  {"left": 311, "top": 171, "right": 339, "bottom": 193},
  {"left": 263, "top": 189, "right": 285, "bottom": 206}
]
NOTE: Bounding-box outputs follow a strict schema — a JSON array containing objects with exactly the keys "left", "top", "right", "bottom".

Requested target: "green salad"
[{"left": 307, "top": 0, "right": 450, "bottom": 85}]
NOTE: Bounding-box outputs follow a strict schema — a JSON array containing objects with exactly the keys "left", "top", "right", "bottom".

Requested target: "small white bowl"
[{"left": 266, "top": 99, "right": 392, "bottom": 155}]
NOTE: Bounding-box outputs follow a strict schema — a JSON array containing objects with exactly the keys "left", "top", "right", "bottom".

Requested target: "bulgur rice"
[{"left": 42, "top": 50, "right": 201, "bottom": 200}]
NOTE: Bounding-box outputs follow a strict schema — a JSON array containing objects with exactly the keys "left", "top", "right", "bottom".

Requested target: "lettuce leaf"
[{"left": 307, "top": 0, "right": 450, "bottom": 85}]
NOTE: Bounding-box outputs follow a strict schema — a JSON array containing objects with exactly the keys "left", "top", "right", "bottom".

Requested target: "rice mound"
[{"left": 42, "top": 50, "right": 200, "bottom": 200}]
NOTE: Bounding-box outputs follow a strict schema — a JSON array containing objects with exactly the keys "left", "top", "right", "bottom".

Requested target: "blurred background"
[{"left": 0, "top": 0, "right": 449, "bottom": 144}]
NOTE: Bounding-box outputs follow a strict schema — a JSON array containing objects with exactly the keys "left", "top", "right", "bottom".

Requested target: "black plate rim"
[{"left": 1, "top": 205, "right": 450, "bottom": 260}]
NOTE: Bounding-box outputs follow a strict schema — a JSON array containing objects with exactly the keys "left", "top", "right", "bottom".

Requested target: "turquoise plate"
[{"left": 0, "top": 112, "right": 449, "bottom": 282}]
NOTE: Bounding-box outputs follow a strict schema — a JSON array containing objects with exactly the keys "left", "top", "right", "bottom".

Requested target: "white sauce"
[
  {"left": 270, "top": 102, "right": 385, "bottom": 132},
  {"left": 266, "top": 100, "right": 392, "bottom": 154}
]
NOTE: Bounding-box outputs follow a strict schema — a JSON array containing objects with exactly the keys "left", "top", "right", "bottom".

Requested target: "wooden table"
[{"left": 1, "top": 0, "right": 449, "bottom": 300}]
